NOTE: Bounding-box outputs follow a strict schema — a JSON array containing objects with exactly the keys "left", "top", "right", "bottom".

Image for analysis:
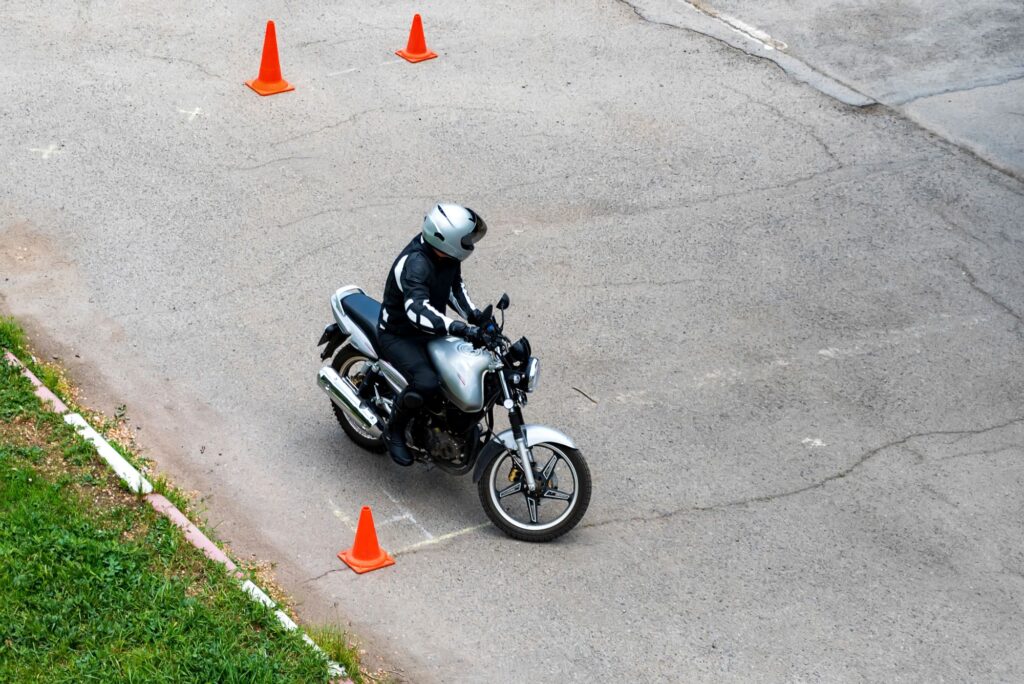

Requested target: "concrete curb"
[
  {"left": 64, "top": 412, "right": 154, "bottom": 494},
  {"left": 4, "top": 351, "right": 69, "bottom": 413},
  {"left": 146, "top": 493, "right": 241, "bottom": 575},
  {"left": 3, "top": 351, "right": 350, "bottom": 683}
]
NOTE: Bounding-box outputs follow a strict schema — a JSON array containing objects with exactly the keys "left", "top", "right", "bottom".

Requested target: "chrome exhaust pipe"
[{"left": 317, "top": 367, "right": 379, "bottom": 429}]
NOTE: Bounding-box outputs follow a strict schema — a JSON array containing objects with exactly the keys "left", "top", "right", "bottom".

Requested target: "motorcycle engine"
[
  {"left": 411, "top": 402, "right": 482, "bottom": 466},
  {"left": 425, "top": 427, "right": 464, "bottom": 462}
]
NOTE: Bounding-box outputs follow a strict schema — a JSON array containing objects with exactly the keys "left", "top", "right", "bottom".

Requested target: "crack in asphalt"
[
  {"left": 696, "top": 417, "right": 1024, "bottom": 510},
  {"left": 580, "top": 415, "right": 1024, "bottom": 530},
  {"left": 132, "top": 51, "right": 225, "bottom": 81},
  {"left": 920, "top": 483, "right": 959, "bottom": 509},
  {"left": 220, "top": 156, "right": 319, "bottom": 172},
  {"left": 889, "top": 70, "right": 1024, "bottom": 107},
  {"left": 932, "top": 205, "right": 992, "bottom": 247},
  {"left": 275, "top": 200, "right": 412, "bottom": 230},
  {"left": 298, "top": 418, "right": 1023, "bottom": 563},
  {"left": 304, "top": 567, "right": 345, "bottom": 584},
  {"left": 587, "top": 277, "right": 701, "bottom": 289},
  {"left": 939, "top": 445, "right": 1022, "bottom": 462},
  {"left": 655, "top": 157, "right": 927, "bottom": 213},
  {"left": 270, "top": 107, "right": 390, "bottom": 146},
  {"left": 954, "top": 259, "right": 1024, "bottom": 335},
  {"left": 271, "top": 104, "right": 536, "bottom": 147},
  {"left": 491, "top": 157, "right": 929, "bottom": 226},
  {"left": 718, "top": 82, "right": 841, "bottom": 166},
  {"left": 277, "top": 207, "right": 349, "bottom": 230}
]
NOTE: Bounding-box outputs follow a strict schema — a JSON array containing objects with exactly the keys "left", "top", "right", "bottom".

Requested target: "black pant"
[{"left": 378, "top": 331, "right": 440, "bottom": 400}]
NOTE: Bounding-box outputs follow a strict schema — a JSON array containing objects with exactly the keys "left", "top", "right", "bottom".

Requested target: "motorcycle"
[{"left": 316, "top": 285, "right": 591, "bottom": 542}]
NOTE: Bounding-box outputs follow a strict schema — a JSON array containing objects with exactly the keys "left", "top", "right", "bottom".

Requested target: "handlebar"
[
  {"left": 466, "top": 302, "right": 510, "bottom": 352},
  {"left": 470, "top": 320, "right": 507, "bottom": 352}
]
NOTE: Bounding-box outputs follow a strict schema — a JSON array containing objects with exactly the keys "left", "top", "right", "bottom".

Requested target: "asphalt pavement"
[
  {"left": 631, "top": 0, "right": 1024, "bottom": 176},
  {"left": 3, "top": 0, "right": 1023, "bottom": 681}
]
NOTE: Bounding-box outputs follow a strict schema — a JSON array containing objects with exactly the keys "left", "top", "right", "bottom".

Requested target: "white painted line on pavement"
[
  {"left": 381, "top": 487, "right": 434, "bottom": 540},
  {"left": 393, "top": 523, "right": 490, "bottom": 555},
  {"left": 28, "top": 144, "right": 62, "bottom": 159},
  {"left": 679, "top": 1, "right": 787, "bottom": 51},
  {"left": 329, "top": 498, "right": 358, "bottom": 532},
  {"left": 64, "top": 413, "right": 153, "bottom": 494},
  {"left": 328, "top": 59, "right": 404, "bottom": 77},
  {"left": 716, "top": 12, "right": 787, "bottom": 51}
]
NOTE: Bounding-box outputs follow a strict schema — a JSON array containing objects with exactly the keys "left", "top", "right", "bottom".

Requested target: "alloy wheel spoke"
[
  {"left": 497, "top": 481, "right": 522, "bottom": 499},
  {"left": 525, "top": 496, "right": 539, "bottom": 524},
  {"left": 541, "top": 454, "right": 558, "bottom": 480},
  {"left": 542, "top": 489, "right": 572, "bottom": 501}
]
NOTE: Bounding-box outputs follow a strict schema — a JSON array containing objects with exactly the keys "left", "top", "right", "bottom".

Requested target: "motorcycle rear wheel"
[
  {"left": 331, "top": 346, "right": 386, "bottom": 453},
  {"left": 478, "top": 442, "right": 591, "bottom": 542}
]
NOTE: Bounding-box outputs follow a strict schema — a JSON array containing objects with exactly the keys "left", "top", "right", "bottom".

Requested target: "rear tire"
[{"left": 330, "top": 347, "right": 386, "bottom": 453}]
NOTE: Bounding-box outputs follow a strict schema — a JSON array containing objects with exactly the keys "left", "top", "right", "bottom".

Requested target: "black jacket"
[{"left": 378, "top": 235, "right": 477, "bottom": 337}]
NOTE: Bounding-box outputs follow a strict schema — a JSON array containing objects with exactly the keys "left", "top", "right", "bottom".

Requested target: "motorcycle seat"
[{"left": 341, "top": 293, "right": 382, "bottom": 351}]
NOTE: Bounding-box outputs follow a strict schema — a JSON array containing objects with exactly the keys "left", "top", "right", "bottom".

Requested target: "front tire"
[
  {"left": 478, "top": 443, "right": 591, "bottom": 542},
  {"left": 330, "top": 346, "right": 386, "bottom": 453}
]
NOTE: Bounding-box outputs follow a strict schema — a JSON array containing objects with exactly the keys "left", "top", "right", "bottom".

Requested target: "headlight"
[
  {"left": 526, "top": 357, "right": 540, "bottom": 393},
  {"left": 509, "top": 336, "right": 532, "bottom": 367}
]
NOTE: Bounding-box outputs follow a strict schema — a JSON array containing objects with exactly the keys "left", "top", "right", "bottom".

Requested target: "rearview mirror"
[{"left": 496, "top": 293, "right": 510, "bottom": 310}]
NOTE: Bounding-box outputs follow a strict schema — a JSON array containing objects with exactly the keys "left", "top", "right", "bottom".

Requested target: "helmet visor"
[{"left": 460, "top": 216, "right": 487, "bottom": 251}]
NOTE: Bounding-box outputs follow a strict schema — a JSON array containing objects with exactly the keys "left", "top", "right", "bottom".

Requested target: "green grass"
[
  {"left": 0, "top": 320, "right": 363, "bottom": 683},
  {"left": 306, "top": 626, "right": 366, "bottom": 681},
  {"left": 0, "top": 316, "right": 28, "bottom": 356}
]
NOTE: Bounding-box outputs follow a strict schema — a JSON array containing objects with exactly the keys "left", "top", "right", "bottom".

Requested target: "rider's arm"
[
  {"left": 448, "top": 269, "right": 479, "bottom": 322},
  {"left": 401, "top": 252, "right": 458, "bottom": 335}
]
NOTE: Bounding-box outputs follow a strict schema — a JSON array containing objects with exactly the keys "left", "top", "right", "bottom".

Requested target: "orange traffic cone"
[
  {"left": 338, "top": 507, "right": 395, "bottom": 574},
  {"left": 246, "top": 20, "right": 294, "bottom": 96},
  {"left": 396, "top": 14, "right": 437, "bottom": 63}
]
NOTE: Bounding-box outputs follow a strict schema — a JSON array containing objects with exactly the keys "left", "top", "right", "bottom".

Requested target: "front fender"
[{"left": 471, "top": 424, "right": 578, "bottom": 483}]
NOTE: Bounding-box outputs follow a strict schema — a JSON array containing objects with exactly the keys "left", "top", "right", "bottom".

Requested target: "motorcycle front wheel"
[{"left": 478, "top": 442, "right": 591, "bottom": 542}]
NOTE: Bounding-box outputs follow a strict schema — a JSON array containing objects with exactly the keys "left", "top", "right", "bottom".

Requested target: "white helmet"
[{"left": 422, "top": 203, "right": 487, "bottom": 261}]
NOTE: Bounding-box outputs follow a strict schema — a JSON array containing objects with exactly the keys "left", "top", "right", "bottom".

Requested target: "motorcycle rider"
[{"left": 378, "top": 203, "right": 488, "bottom": 466}]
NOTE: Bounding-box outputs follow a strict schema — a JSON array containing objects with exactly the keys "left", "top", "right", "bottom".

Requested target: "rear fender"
[
  {"left": 317, "top": 323, "right": 349, "bottom": 360},
  {"left": 471, "top": 425, "right": 578, "bottom": 483}
]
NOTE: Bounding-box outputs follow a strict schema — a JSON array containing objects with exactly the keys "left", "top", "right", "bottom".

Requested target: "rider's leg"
[
  {"left": 384, "top": 388, "right": 422, "bottom": 466},
  {"left": 378, "top": 333, "right": 441, "bottom": 466}
]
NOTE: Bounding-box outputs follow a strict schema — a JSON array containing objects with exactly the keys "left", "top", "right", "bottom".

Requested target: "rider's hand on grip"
[{"left": 450, "top": 321, "right": 484, "bottom": 345}]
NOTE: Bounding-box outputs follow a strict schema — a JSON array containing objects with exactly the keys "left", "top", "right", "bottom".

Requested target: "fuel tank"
[{"left": 427, "top": 337, "right": 492, "bottom": 412}]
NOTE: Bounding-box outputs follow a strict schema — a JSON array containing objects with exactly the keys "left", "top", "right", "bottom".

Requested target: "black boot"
[{"left": 384, "top": 390, "right": 422, "bottom": 467}]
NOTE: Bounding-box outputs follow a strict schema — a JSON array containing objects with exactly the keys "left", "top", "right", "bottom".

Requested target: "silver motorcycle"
[{"left": 316, "top": 286, "right": 591, "bottom": 542}]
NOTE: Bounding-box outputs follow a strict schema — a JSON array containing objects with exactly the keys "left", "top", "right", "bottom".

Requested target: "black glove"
[
  {"left": 450, "top": 321, "right": 482, "bottom": 343},
  {"left": 468, "top": 308, "right": 485, "bottom": 325}
]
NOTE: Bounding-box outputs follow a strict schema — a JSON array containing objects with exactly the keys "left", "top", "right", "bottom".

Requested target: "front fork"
[{"left": 498, "top": 371, "right": 538, "bottom": 493}]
